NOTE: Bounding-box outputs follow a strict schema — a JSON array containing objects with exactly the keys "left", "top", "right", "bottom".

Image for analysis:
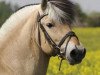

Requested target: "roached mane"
[{"left": 45, "top": 0, "right": 75, "bottom": 24}]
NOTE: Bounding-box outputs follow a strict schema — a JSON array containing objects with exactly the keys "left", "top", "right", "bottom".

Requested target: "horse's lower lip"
[
  {"left": 67, "top": 57, "right": 82, "bottom": 65},
  {"left": 69, "top": 62, "right": 75, "bottom": 65},
  {"left": 69, "top": 61, "right": 81, "bottom": 65}
]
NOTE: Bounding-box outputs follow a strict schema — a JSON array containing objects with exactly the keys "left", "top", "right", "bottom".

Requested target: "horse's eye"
[{"left": 46, "top": 23, "right": 54, "bottom": 28}]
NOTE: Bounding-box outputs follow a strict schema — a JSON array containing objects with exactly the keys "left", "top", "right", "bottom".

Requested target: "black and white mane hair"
[{"left": 44, "top": 0, "right": 75, "bottom": 24}]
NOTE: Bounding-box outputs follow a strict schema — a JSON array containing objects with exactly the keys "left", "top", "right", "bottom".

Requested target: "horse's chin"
[{"left": 67, "top": 57, "right": 82, "bottom": 65}]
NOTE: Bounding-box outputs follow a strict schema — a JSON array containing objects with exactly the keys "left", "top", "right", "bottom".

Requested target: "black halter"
[{"left": 37, "top": 13, "right": 78, "bottom": 70}]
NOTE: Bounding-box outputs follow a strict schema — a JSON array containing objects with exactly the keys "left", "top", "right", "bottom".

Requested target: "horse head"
[{"left": 36, "top": 0, "right": 86, "bottom": 66}]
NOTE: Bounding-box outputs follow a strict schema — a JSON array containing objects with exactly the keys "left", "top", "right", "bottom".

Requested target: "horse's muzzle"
[{"left": 68, "top": 48, "right": 86, "bottom": 65}]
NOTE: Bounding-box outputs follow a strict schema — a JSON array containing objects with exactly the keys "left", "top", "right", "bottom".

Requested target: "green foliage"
[
  {"left": 87, "top": 12, "right": 100, "bottom": 27},
  {"left": 0, "top": 2, "right": 13, "bottom": 27},
  {"left": 75, "top": 4, "right": 87, "bottom": 23},
  {"left": 74, "top": 4, "right": 100, "bottom": 27},
  {"left": 47, "top": 28, "right": 100, "bottom": 75}
]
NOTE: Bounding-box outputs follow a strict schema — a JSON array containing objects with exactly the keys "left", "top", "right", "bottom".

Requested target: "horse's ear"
[{"left": 41, "top": 0, "right": 48, "bottom": 11}]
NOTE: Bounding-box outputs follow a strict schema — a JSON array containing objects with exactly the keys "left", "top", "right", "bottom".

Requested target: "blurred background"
[{"left": 0, "top": 0, "right": 100, "bottom": 75}]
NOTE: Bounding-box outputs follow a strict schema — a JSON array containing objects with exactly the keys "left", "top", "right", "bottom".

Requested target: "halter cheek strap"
[{"left": 38, "top": 14, "right": 60, "bottom": 56}]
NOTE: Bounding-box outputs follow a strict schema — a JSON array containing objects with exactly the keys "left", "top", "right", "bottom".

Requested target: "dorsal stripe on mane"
[{"left": 16, "top": 3, "right": 40, "bottom": 12}]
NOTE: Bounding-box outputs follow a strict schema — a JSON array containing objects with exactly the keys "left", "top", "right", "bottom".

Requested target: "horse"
[{"left": 0, "top": 0, "right": 86, "bottom": 75}]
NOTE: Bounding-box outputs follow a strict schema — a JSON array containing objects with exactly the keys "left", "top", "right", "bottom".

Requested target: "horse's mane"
[
  {"left": 45, "top": 0, "right": 75, "bottom": 24},
  {"left": 16, "top": 3, "right": 40, "bottom": 12}
]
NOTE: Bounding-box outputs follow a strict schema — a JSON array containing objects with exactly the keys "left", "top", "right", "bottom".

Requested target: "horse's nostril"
[{"left": 70, "top": 49, "right": 78, "bottom": 58}]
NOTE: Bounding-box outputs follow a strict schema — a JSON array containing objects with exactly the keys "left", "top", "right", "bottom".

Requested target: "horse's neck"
[
  {"left": 34, "top": 54, "right": 50, "bottom": 75},
  {"left": 32, "top": 42, "right": 50, "bottom": 75},
  {"left": 0, "top": 5, "right": 50, "bottom": 75}
]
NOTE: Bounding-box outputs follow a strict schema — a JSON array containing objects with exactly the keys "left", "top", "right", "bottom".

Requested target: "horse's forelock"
[{"left": 45, "top": 0, "right": 75, "bottom": 25}]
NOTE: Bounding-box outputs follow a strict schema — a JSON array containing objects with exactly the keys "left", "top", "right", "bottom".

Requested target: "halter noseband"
[{"left": 37, "top": 13, "right": 78, "bottom": 70}]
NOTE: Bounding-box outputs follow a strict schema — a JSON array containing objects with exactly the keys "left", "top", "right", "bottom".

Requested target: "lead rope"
[{"left": 59, "top": 58, "right": 64, "bottom": 71}]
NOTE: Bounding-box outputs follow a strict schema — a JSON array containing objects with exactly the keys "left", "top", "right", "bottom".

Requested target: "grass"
[{"left": 47, "top": 27, "right": 100, "bottom": 75}]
